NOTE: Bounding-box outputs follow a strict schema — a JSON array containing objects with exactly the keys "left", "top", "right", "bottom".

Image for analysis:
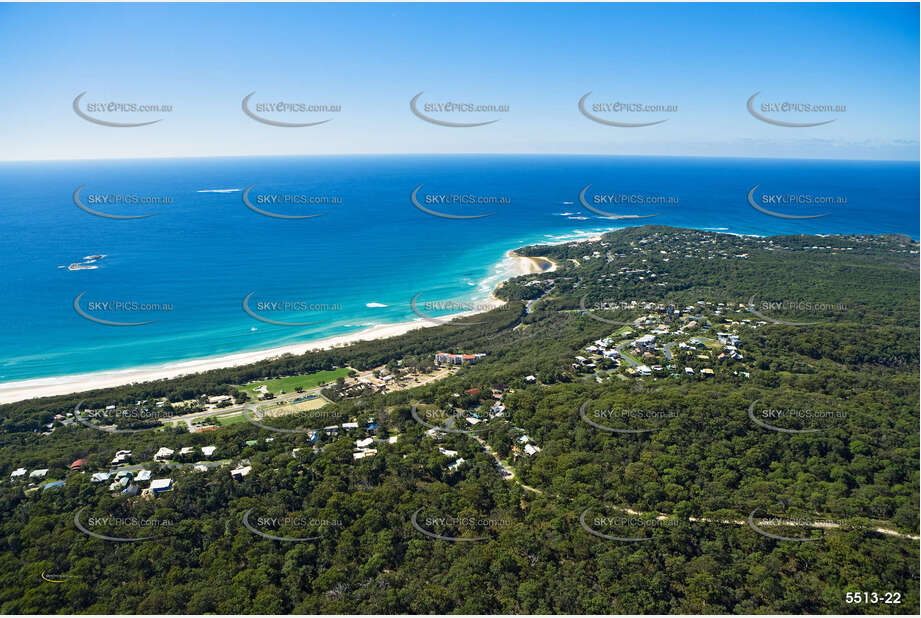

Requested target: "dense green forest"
[{"left": 1, "top": 226, "right": 918, "bottom": 614}]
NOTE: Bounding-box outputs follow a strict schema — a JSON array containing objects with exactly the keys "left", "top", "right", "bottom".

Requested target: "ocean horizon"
[{"left": 1, "top": 154, "right": 917, "bottom": 385}]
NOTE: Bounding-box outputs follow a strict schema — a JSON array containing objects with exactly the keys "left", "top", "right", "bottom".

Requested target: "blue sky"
[{"left": 0, "top": 2, "right": 917, "bottom": 161}]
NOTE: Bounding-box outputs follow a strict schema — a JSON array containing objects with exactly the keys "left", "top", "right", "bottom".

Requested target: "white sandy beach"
[{"left": 0, "top": 252, "right": 558, "bottom": 404}]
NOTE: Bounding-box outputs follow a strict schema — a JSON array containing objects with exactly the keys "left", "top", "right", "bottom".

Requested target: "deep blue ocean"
[{"left": 0, "top": 155, "right": 917, "bottom": 383}]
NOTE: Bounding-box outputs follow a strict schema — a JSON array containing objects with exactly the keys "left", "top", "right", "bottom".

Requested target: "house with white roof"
[
  {"left": 356, "top": 437, "right": 375, "bottom": 449},
  {"left": 634, "top": 334, "right": 657, "bottom": 350},
  {"left": 91, "top": 472, "right": 111, "bottom": 483},
  {"left": 154, "top": 447, "right": 174, "bottom": 461},
  {"left": 135, "top": 470, "right": 152, "bottom": 482},
  {"left": 524, "top": 444, "right": 541, "bottom": 456},
  {"left": 30, "top": 469, "right": 49, "bottom": 479},
  {"left": 448, "top": 458, "right": 466, "bottom": 471},
  {"left": 149, "top": 478, "right": 173, "bottom": 494},
  {"left": 353, "top": 449, "right": 377, "bottom": 460},
  {"left": 10, "top": 468, "right": 26, "bottom": 479},
  {"left": 438, "top": 447, "right": 458, "bottom": 457},
  {"left": 230, "top": 466, "right": 251, "bottom": 480},
  {"left": 201, "top": 446, "right": 217, "bottom": 457}
]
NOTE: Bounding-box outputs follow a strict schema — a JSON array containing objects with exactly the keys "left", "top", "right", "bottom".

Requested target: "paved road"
[
  {"left": 524, "top": 285, "right": 554, "bottom": 315},
  {"left": 615, "top": 506, "right": 919, "bottom": 541},
  {"left": 467, "top": 436, "right": 919, "bottom": 541},
  {"left": 472, "top": 435, "right": 544, "bottom": 494},
  {"left": 615, "top": 341, "right": 639, "bottom": 367},
  {"left": 663, "top": 341, "right": 675, "bottom": 361}
]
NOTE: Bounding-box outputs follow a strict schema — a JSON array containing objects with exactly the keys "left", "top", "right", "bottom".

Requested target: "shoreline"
[{"left": 0, "top": 250, "right": 559, "bottom": 405}]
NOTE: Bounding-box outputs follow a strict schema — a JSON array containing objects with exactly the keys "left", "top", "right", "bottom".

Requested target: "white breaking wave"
[
  {"left": 197, "top": 188, "right": 241, "bottom": 193},
  {"left": 366, "top": 302, "right": 388, "bottom": 308}
]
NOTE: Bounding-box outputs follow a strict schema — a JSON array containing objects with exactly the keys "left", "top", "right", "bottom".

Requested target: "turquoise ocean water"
[{"left": 0, "top": 154, "right": 916, "bottom": 383}]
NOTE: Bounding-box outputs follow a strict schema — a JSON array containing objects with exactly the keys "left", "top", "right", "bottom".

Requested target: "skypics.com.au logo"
[
  {"left": 242, "top": 507, "right": 343, "bottom": 542},
  {"left": 579, "top": 184, "right": 677, "bottom": 219},
  {"left": 579, "top": 92, "right": 677, "bottom": 127},
  {"left": 242, "top": 185, "right": 341, "bottom": 219},
  {"left": 410, "top": 185, "right": 510, "bottom": 219},
  {"left": 241, "top": 92, "right": 340, "bottom": 127},
  {"left": 73, "top": 92, "right": 172, "bottom": 127},
  {"left": 747, "top": 91, "right": 845, "bottom": 128},
  {"left": 410, "top": 92, "right": 509, "bottom": 127}
]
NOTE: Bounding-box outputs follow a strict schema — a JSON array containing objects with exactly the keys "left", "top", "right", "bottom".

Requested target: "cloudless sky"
[{"left": 0, "top": 2, "right": 918, "bottom": 161}]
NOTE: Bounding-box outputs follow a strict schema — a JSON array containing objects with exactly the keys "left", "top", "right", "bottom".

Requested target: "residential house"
[
  {"left": 230, "top": 466, "right": 252, "bottom": 480},
  {"left": 634, "top": 334, "right": 657, "bottom": 350},
  {"left": 149, "top": 478, "right": 173, "bottom": 494},
  {"left": 435, "top": 352, "right": 486, "bottom": 365}
]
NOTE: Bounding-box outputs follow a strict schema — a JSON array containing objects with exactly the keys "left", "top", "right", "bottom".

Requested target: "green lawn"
[
  {"left": 617, "top": 346, "right": 640, "bottom": 365},
  {"left": 236, "top": 368, "right": 351, "bottom": 395},
  {"left": 213, "top": 412, "right": 249, "bottom": 426}
]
